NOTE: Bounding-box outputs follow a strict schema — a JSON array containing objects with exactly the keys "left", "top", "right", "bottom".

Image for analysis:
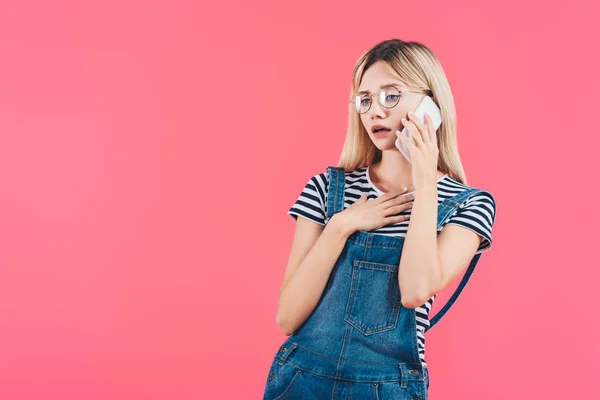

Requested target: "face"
[{"left": 356, "top": 61, "right": 427, "bottom": 150}]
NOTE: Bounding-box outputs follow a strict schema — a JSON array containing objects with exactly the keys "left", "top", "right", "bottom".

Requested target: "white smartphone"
[{"left": 395, "top": 95, "right": 442, "bottom": 164}]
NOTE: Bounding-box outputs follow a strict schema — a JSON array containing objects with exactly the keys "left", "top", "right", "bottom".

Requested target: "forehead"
[
  {"left": 357, "top": 63, "right": 407, "bottom": 94},
  {"left": 355, "top": 82, "right": 405, "bottom": 94}
]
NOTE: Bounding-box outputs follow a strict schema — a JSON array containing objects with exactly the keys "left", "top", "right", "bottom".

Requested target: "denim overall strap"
[
  {"left": 326, "top": 166, "right": 346, "bottom": 218},
  {"left": 425, "top": 187, "right": 484, "bottom": 333}
]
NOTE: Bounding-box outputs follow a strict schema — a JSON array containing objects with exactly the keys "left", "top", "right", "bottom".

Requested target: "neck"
[{"left": 370, "top": 150, "right": 414, "bottom": 193}]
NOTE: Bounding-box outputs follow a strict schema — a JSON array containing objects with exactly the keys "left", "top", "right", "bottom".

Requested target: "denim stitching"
[{"left": 344, "top": 260, "right": 401, "bottom": 335}]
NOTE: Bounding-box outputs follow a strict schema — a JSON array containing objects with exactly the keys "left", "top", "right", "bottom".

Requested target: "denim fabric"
[{"left": 263, "top": 166, "right": 484, "bottom": 399}]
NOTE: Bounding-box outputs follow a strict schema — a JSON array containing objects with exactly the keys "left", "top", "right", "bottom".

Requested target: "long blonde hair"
[{"left": 337, "top": 39, "right": 468, "bottom": 185}]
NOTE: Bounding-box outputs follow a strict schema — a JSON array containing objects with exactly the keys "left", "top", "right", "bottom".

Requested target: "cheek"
[
  {"left": 392, "top": 110, "right": 408, "bottom": 129},
  {"left": 360, "top": 116, "right": 369, "bottom": 131},
  {"left": 393, "top": 107, "right": 408, "bottom": 118}
]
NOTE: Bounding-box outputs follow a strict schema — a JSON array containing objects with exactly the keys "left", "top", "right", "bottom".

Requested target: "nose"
[{"left": 366, "top": 96, "right": 386, "bottom": 118}]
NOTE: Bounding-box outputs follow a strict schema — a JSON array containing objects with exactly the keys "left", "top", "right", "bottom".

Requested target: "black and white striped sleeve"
[
  {"left": 445, "top": 190, "right": 496, "bottom": 254},
  {"left": 287, "top": 171, "right": 329, "bottom": 226}
]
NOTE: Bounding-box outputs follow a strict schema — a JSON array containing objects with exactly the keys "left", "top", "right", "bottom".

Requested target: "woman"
[{"left": 263, "top": 39, "right": 497, "bottom": 400}]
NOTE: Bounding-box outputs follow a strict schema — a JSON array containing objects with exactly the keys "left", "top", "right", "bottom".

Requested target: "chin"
[{"left": 372, "top": 141, "right": 397, "bottom": 152}]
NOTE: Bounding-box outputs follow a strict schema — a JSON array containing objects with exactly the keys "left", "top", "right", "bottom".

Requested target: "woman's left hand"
[{"left": 396, "top": 112, "right": 440, "bottom": 193}]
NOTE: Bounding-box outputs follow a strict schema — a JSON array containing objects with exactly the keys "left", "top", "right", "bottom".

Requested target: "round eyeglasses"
[{"left": 349, "top": 86, "right": 433, "bottom": 114}]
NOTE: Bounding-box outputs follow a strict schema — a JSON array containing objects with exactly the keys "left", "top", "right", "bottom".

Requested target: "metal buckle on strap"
[
  {"left": 277, "top": 342, "right": 298, "bottom": 365},
  {"left": 398, "top": 362, "right": 426, "bottom": 388}
]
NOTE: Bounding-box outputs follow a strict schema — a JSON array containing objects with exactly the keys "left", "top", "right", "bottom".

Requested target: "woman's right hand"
[{"left": 334, "top": 191, "right": 414, "bottom": 236}]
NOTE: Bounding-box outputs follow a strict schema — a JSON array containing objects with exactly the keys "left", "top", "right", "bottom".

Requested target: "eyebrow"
[{"left": 356, "top": 83, "right": 404, "bottom": 94}]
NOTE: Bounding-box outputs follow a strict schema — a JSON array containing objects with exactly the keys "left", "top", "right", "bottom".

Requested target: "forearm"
[
  {"left": 276, "top": 214, "right": 351, "bottom": 335},
  {"left": 399, "top": 187, "right": 442, "bottom": 308}
]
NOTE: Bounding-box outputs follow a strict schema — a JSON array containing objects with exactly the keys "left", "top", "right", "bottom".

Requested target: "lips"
[{"left": 371, "top": 125, "right": 391, "bottom": 133}]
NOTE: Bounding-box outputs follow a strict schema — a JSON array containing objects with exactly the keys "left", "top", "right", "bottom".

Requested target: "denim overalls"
[{"left": 263, "top": 166, "right": 485, "bottom": 400}]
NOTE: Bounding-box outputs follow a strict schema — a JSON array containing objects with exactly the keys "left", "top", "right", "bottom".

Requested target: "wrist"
[
  {"left": 328, "top": 213, "right": 354, "bottom": 239},
  {"left": 414, "top": 187, "right": 438, "bottom": 206},
  {"left": 415, "top": 183, "right": 438, "bottom": 197}
]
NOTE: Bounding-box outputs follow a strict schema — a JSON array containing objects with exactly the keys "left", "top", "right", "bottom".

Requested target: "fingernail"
[
  {"left": 401, "top": 117, "right": 407, "bottom": 122},
  {"left": 408, "top": 111, "right": 414, "bottom": 115}
]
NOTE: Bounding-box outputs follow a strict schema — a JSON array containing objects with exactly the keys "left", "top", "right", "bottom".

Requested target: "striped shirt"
[{"left": 287, "top": 165, "right": 496, "bottom": 366}]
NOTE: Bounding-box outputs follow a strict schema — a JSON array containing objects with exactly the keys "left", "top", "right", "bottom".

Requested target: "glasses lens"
[
  {"left": 352, "top": 95, "right": 370, "bottom": 114},
  {"left": 380, "top": 87, "right": 401, "bottom": 108},
  {"left": 352, "top": 87, "right": 402, "bottom": 114}
]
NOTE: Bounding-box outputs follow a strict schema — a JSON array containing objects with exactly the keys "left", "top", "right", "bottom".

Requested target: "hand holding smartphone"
[{"left": 395, "top": 96, "right": 442, "bottom": 164}]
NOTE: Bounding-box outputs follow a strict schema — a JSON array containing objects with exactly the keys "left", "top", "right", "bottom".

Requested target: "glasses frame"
[{"left": 349, "top": 87, "right": 433, "bottom": 114}]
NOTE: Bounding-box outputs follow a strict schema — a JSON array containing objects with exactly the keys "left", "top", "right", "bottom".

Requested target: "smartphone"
[{"left": 395, "top": 95, "right": 442, "bottom": 164}]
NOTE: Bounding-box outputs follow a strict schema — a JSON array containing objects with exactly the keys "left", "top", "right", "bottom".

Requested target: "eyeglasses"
[{"left": 349, "top": 86, "right": 433, "bottom": 114}]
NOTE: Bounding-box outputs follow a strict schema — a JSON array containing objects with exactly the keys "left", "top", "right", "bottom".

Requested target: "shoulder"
[
  {"left": 439, "top": 176, "right": 497, "bottom": 254},
  {"left": 314, "top": 165, "right": 369, "bottom": 188},
  {"left": 286, "top": 166, "right": 339, "bottom": 226},
  {"left": 439, "top": 175, "right": 496, "bottom": 215}
]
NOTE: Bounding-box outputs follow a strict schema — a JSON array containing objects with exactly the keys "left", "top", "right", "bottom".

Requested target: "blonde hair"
[{"left": 337, "top": 39, "right": 468, "bottom": 185}]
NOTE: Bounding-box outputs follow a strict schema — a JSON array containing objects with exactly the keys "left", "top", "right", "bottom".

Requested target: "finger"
[
  {"left": 398, "top": 127, "right": 417, "bottom": 154},
  {"left": 384, "top": 191, "right": 413, "bottom": 208},
  {"left": 401, "top": 116, "right": 423, "bottom": 149},
  {"left": 390, "top": 190, "right": 414, "bottom": 202},
  {"left": 377, "top": 188, "right": 407, "bottom": 203},
  {"left": 396, "top": 214, "right": 411, "bottom": 223},
  {"left": 423, "top": 112, "right": 436, "bottom": 144},
  {"left": 384, "top": 195, "right": 414, "bottom": 211},
  {"left": 349, "top": 193, "right": 366, "bottom": 207},
  {"left": 397, "top": 192, "right": 415, "bottom": 204},
  {"left": 400, "top": 117, "right": 416, "bottom": 146},
  {"left": 396, "top": 130, "right": 413, "bottom": 148},
  {"left": 396, "top": 130, "right": 413, "bottom": 155},
  {"left": 385, "top": 213, "right": 411, "bottom": 224},
  {"left": 407, "top": 112, "right": 429, "bottom": 145},
  {"left": 406, "top": 113, "right": 426, "bottom": 146}
]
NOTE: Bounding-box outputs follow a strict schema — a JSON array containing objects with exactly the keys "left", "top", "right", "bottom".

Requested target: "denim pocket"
[
  {"left": 374, "top": 378, "right": 428, "bottom": 400},
  {"left": 263, "top": 361, "right": 302, "bottom": 400},
  {"left": 344, "top": 260, "right": 402, "bottom": 335}
]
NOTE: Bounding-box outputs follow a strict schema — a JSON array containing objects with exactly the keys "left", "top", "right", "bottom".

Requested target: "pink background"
[{"left": 0, "top": 1, "right": 598, "bottom": 399}]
